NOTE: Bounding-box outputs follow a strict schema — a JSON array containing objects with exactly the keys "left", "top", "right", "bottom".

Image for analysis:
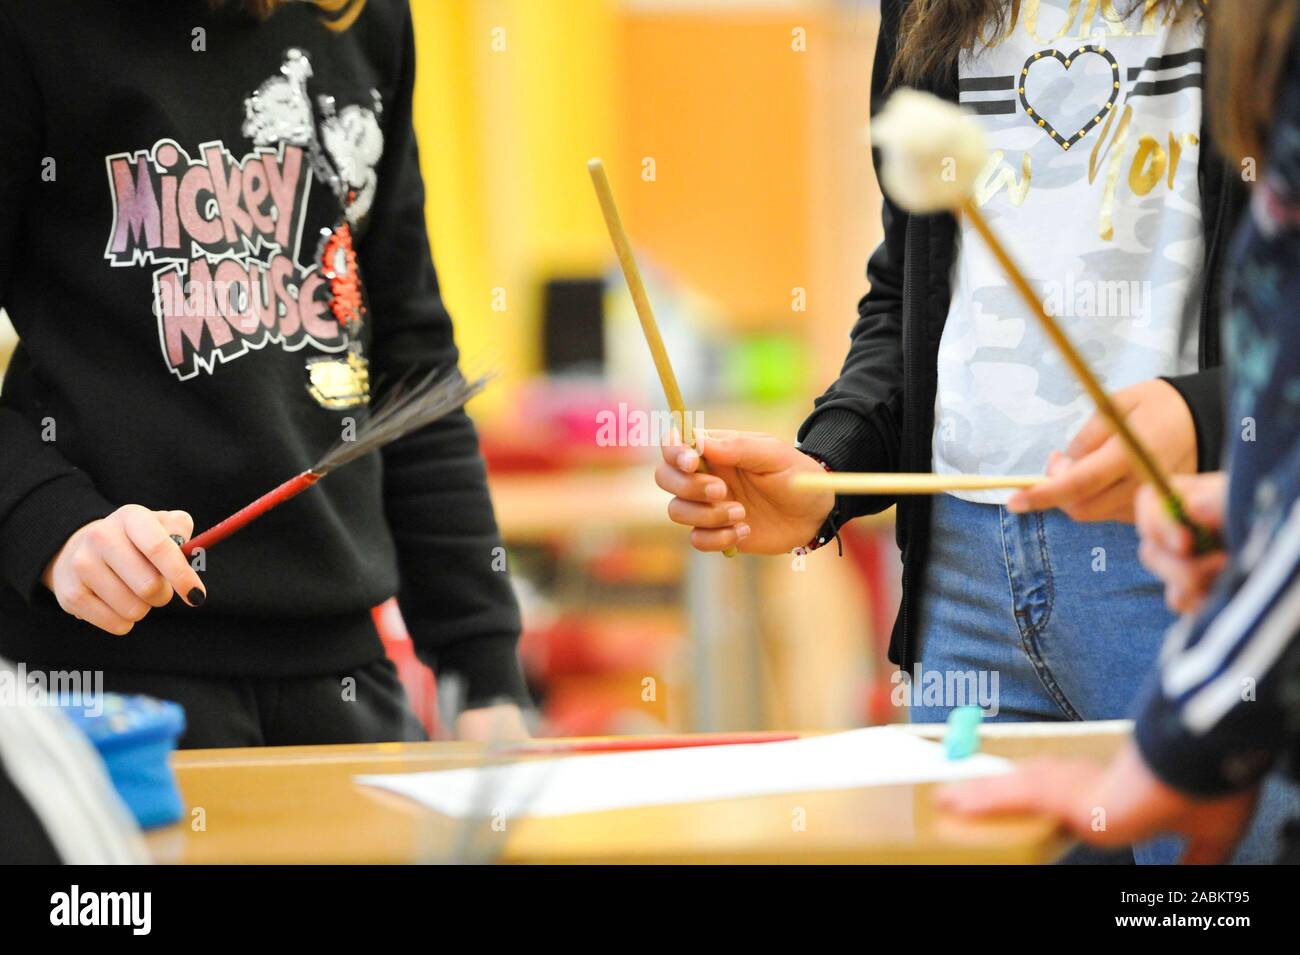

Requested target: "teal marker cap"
[{"left": 945, "top": 705, "right": 983, "bottom": 760}]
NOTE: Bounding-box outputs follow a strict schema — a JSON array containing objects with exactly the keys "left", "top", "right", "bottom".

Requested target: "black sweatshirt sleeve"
[
  {"left": 795, "top": 0, "right": 908, "bottom": 522},
  {"left": 360, "top": 8, "right": 527, "bottom": 708},
  {"left": 0, "top": 9, "right": 115, "bottom": 603},
  {"left": 1162, "top": 367, "right": 1226, "bottom": 473}
]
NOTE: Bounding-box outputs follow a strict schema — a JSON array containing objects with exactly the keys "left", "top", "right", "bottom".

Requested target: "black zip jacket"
[{"left": 797, "top": 0, "right": 1247, "bottom": 670}]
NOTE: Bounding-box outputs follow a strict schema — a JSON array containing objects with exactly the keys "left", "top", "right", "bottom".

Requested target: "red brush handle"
[
  {"left": 182, "top": 471, "right": 321, "bottom": 556},
  {"left": 502, "top": 732, "right": 800, "bottom": 756}
]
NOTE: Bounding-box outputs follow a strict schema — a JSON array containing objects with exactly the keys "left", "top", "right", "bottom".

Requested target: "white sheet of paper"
[{"left": 356, "top": 727, "right": 1012, "bottom": 819}]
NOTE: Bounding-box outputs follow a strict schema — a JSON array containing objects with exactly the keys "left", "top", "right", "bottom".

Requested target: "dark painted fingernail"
[
  {"left": 188, "top": 587, "right": 206, "bottom": 607},
  {"left": 170, "top": 535, "right": 186, "bottom": 547}
]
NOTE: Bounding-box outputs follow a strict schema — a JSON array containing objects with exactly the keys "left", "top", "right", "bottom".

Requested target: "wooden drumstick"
[
  {"left": 588, "top": 158, "right": 738, "bottom": 557},
  {"left": 792, "top": 472, "right": 1046, "bottom": 496}
]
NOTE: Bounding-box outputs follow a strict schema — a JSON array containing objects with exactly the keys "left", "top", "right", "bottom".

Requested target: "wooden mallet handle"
[
  {"left": 792, "top": 472, "right": 1046, "bottom": 495},
  {"left": 961, "top": 199, "right": 1218, "bottom": 553}
]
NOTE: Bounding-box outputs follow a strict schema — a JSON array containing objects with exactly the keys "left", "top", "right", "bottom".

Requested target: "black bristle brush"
[{"left": 181, "top": 367, "right": 488, "bottom": 556}]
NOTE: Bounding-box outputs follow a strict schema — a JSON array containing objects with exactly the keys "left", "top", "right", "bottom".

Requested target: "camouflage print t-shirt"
[{"left": 932, "top": 0, "right": 1205, "bottom": 502}]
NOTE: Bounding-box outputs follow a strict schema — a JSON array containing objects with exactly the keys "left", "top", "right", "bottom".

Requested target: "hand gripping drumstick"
[{"left": 588, "top": 158, "right": 738, "bottom": 558}]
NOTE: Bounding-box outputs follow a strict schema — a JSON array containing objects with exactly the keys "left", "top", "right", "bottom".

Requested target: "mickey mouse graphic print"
[
  {"left": 930, "top": 0, "right": 1205, "bottom": 500},
  {"left": 104, "top": 47, "right": 383, "bottom": 410}
]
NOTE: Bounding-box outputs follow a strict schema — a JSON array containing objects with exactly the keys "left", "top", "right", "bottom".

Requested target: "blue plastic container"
[{"left": 58, "top": 693, "right": 186, "bottom": 829}]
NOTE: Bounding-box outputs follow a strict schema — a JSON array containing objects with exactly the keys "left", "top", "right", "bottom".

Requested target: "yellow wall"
[
  {"left": 411, "top": 0, "right": 622, "bottom": 413},
  {"left": 409, "top": 1, "right": 880, "bottom": 409},
  {"left": 617, "top": 11, "right": 815, "bottom": 327}
]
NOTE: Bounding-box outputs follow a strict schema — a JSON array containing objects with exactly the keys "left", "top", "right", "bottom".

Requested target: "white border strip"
[{"left": 901, "top": 719, "right": 1133, "bottom": 739}]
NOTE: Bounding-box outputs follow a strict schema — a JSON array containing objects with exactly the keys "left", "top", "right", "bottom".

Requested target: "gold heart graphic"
[{"left": 1019, "top": 45, "right": 1121, "bottom": 151}]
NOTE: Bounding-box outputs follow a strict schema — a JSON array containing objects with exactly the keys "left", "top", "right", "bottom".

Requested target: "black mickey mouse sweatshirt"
[{"left": 0, "top": 0, "right": 527, "bottom": 706}]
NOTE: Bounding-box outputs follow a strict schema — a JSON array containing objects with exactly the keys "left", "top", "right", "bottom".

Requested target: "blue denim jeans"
[{"left": 909, "top": 493, "right": 1300, "bottom": 864}]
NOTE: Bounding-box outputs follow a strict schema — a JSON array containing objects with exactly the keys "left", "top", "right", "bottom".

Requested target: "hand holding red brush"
[{"left": 42, "top": 367, "right": 487, "bottom": 635}]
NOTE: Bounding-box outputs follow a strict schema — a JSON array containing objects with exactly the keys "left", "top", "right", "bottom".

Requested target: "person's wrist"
[
  {"left": 1153, "top": 377, "right": 1200, "bottom": 474},
  {"left": 40, "top": 524, "right": 85, "bottom": 593},
  {"left": 799, "top": 452, "right": 839, "bottom": 553}
]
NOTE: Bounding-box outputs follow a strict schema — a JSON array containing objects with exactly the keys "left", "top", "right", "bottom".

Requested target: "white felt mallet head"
[{"left": 870, "top": 89, "right": 988, "bottom": 213}]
